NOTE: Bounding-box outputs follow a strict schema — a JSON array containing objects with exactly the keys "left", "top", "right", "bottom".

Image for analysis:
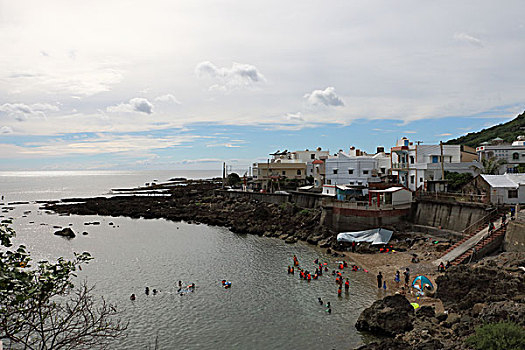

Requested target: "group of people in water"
[
  {"left": 130, "top": 281, "right": 196, "bottom": 301},
  {"left": 288, "top": 254, "right": 367, "bottom": 312}
]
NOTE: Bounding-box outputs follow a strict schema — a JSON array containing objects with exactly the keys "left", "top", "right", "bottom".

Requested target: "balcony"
[{"left": 391, "top": 162, "right": 410, "bottom": 170}]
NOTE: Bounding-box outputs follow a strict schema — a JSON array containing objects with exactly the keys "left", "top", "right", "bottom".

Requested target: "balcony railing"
[{"left": 391, "top": 162, "right": 409, "bottom": 170}]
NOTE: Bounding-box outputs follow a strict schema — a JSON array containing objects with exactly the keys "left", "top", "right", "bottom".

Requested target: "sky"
[{"left": 1, "top": 0, "right": 525, "bottom": 172}]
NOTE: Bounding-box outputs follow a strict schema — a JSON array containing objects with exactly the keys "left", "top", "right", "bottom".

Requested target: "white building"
[
  {"left": 476, "top": 136, "right": 525, "bottom": 174},
  {"left": 391, "top": 137, "right": 479, "bottom": 191},
  {"left": 480, "top": 174, "right": 525, "bottom": 204},
  {"left": 324, "top": 147, "right": 390, "bottom": 187}
]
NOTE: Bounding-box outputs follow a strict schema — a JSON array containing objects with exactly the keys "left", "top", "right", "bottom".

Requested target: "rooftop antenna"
[{"left": 416, "top": 141, "right": 423, "bottom": 145}]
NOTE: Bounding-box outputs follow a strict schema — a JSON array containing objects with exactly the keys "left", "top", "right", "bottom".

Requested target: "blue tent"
[{"left": 412, "top": 275, "right": 434, "bottom": 291}]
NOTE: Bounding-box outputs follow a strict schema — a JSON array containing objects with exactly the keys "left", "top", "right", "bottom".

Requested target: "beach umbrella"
[{"left": 411, "top": 275, "right": 434, "bottom": 291}]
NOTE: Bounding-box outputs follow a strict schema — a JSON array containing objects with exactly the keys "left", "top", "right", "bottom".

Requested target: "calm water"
[{"left": 1, "top": 171, "right": 376, "bottom": 349}]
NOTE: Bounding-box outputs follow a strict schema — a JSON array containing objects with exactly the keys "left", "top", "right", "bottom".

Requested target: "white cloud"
[
  {"left": 304, "top": 87, "right": 344, "bottom": 107},
  {"left": 195, "top": 61, "right": 265, "bottom": 91},
  {"left": 454, "top": 32, "right": 483, "bottom": 47},
  {"left": 0, "top": 126, "right": 13, "bottom": 134},
  {"left": 155, "top": 94, "right": 180, "bottom": 104},
  {"left": 437, "top": 133, "right": 452, "bottom": 136},
  {"left": 107, "top": 98, "right": 153, "bottom": 114},
  {"left": 402, "top": 130, "right": 417, "bottom": 134},
  {"left": 284, "top": 112, "right": 304, "bottom": 122},
  {"left": 0, "top": 102, "right": 59, "bottom": 121},
  {"left": 206, "top": 143, "right": 241, "bottom": 148}
]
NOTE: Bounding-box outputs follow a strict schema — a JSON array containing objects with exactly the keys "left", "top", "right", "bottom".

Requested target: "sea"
[{"left": 0, "top": 170, "right": 377, "bottom": 350}]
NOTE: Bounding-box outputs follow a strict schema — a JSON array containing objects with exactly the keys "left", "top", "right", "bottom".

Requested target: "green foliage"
[
  {"left": 444, "top": 171, "right": 473, "bottom": 192},
  {"left": 298, "top": 209, "right": 311, "bottom": 216},
  {"left": 226, "top": 172, "right": 242, "bottom": 186},
  {"left": 465, "top": 322, "right": 525, "bottom": 350},
  {"left": 445, "top": 111, "right": 525, "bottom": 147},
  {"left": 0, "top": 223, "right": 126, "bottom": 349},
  {"left": 478, "top": 157, "right": 507, "bottom": 175}
]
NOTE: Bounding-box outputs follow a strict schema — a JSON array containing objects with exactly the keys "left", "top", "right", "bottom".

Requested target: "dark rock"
[
  {"left": 355, "top": 338, "right": 409, "bottom": 350},
  {"left": 416, "top": 305, "right": 436, "bottom": 318},
  {"left": 285, "top": 236, "right": 297, "bottom": 244},
  {"left": 355, "top": 294, "right": 414, "bottom": 336},
  {"left": 54, "top": 227, "right": 75, "bottom": 238},
  {"left": 82, "top": 231, "right": 88, "bottom": 235}
]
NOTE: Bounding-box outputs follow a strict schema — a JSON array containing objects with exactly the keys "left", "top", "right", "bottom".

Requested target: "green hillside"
[{"left": 445, "top": 110, "right": 525, "bottom": 147}]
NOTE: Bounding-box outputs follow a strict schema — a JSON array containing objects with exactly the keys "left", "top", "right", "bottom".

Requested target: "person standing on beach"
[
  {"left": 394, "top": 270, "right": 400, "bottom": 285},
  {"left": 404, "top": 268, "right": 410, "bottom": 287},
  {"left": 377, "top": 272, "right": 383, "bottom": 288}
]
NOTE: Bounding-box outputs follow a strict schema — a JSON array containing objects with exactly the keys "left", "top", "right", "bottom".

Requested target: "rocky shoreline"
[
  {"left": 43, "top": 180, "right": 525, "bottom": 349},
  {"left": 355, "top": 253, "right": 525, "bottom": 349},
  {"left": 44, "top": 181, "right": 336, "bottom": 246}
]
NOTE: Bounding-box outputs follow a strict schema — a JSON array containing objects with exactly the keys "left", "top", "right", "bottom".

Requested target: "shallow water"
[
  {"left": 1, "top": 171, "right": 377, "bottom": 349},
  {"left": 7, "top": 205, "right": 376, "bottom": 350}
]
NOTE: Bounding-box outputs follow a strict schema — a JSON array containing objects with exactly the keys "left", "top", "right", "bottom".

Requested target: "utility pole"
[
  {"left": 439, "top": 141, "right": 445, "bottom": 181},
  {"left": 222, "top": 162, "right": 225, "bottom": 189}
]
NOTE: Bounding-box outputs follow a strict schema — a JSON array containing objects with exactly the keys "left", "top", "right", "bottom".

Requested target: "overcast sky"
[{"left": 1, "top": 0, "right": 524, "bottom": 171}]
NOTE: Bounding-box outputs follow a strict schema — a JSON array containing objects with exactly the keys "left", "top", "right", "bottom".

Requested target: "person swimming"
[
  {"left": 318, "top": 297, "right": 323, "bottom": 305},
  {"left": 153, "top": 289, "right": 158, "bottom": 295},
  {"left": 130, "top": 294, "right": 136, "bottom": 301},
  {"left": 345, "top": 278, "right": 350, "bottom": 290},
  {"left": 145, "top": 287, "right": 150, "bottom": 296}
]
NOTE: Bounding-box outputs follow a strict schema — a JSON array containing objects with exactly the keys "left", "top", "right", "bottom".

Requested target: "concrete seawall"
[
  {"left": 504, "top": 210, "right": 525, "bottom": 252},
  {"left": 411, "top": 199, "right": 489, "bottom": 232}
]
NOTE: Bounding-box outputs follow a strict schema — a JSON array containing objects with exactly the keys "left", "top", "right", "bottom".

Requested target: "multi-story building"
[
  {"left": 476, "top": 136, "right": 525, "bottom": 174},
  {"left": 324, "top": 147, "right": 391, "bottom": 187},
  {"left": 253, "top": 147, "right": 329, "bottom": 190},
  {"left": 391, "top": 137, "right": 479, "bottom": 191}
]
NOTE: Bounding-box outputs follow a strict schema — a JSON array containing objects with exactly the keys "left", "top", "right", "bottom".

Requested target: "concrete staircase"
[{"left": 433, "top": 211, "right": 507, "bottom": 267}]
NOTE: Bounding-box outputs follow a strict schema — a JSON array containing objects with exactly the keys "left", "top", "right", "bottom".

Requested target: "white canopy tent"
[{"left": 336, "top": 228, "right": 393, "bottom": 245}]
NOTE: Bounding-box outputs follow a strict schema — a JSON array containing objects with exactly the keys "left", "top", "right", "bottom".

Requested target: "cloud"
[
  {"left": 437, "top": 133, "right": 452, "bottom": 136},
  {"left": 454, "top": 32, "right": 483, "bottom": 47},
  {"left": 0, "top": 103, "right": 59, "bottom": 121},
  {"left": 0, "top": 126, "right": 13, "bottom": 134},
  {"left": 206, "top": 143, "right": 241, "bottom": 148},
  {"left": 284, "top": 112, "right": 304, "bottom": 122},
  {"left": 402, "top": 130, "right": 417, "bottom": 134},
  {"left": 179, "top": 158, "right": 222, "bottom": 164},
  {"left": 195, "top": 61, "right": 265, "bottom": 91},
  {"left": 304, "top": 87, "right": 344, "bottom": 107},
  {"left": 155, "top": 94, "right": 180, "bottom": 104},
  {"left": 107, "top": 98, "right": 153, "bottom": 114}
]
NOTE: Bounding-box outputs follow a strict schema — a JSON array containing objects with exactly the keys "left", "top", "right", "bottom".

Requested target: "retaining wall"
[
  {"left": 504, "top": 210, "right": 525, "bottom": 252},
  {"left": 411, "top": 199, "right": 490, "bottom": 232}
]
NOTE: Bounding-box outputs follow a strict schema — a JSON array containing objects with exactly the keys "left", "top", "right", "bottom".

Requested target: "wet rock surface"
[
  {"left": 44, "top": 182, "right": 335, "bottom": 247},
  {"left": 355, "top": 294, "right": 414, "bottom": 336},
  {"left": 54, "top": 227, "right": 75, "bottom": 238}
]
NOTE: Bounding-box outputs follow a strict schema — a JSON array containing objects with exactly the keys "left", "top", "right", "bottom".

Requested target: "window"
[
  {"left": 282, "top": 171, "right": 286, "bottom": 175},
  {"left": 316, "top": 168, "right": 319, "bottom": 174},
  {"left": 513, "top": 152, "right": 519, "bottom": 160},
  {"left": 432, "top": 156, "right": 439, "bottom": 163},
  {"left": 420, "top": 178, "right": 423, "bottom": 183},
  {"left": 363, "top": 170, "right": 369, "bottom": 175},
  {"left": 410, "top": 156, "right": 414, "bottom": 164},
  {"left": 311, "top": 154, "right": 315, "bottom": 160},
  {"left": 410, "top": 175, "right": 415, "bottom": 184},
  {"left": 297, "top": 170, "right": 301, "bottom": 175},
  {"left": 508, "top": 189, "right": 518, "bottom": 198},
  {"left": 333, "top": 169, "right": 338, "bottom": 174},
  {"left": 348, "top": 169, "right": 354, "bottom": 174},
  {"left": 380, "top": 167, "right": 386, "bottom": 174},
  {"left": 327, "top": 180, "right": 331, "bottom": 184}
]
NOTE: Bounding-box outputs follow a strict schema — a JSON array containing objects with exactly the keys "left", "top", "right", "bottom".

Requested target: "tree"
[
  {"left": 474, "top": 157, "right": 507, "bottom": 175},
  {"left": 444, "top": 171, "right": 473, "bottom": 192},
  {"left": 0, "top": 223, "right": 127, "bottom": 349},
  {"left": 226, "top": 172, "right": 241, "bottom": 187}
]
